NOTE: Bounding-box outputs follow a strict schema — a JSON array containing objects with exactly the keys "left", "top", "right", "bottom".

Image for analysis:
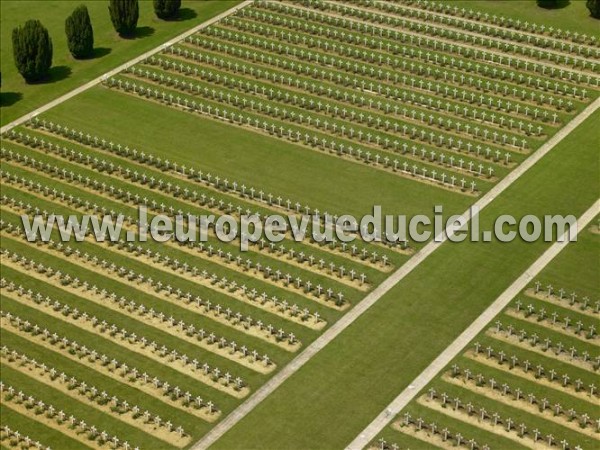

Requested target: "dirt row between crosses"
[
  {"left": 0, "top": 286, "right": 249, "bottom": 399},
  {"left": 441, "top": 374, "right": 598, "bottom": 438},
  {"left": 19, "top": 126, "right": 405, "bottom": 264},
  {"left": 485, "top": 331, "right": 598, "bottom": 373},
  {"left": 0, "top": 159, "right": 365, "bottom": 297},
  {"left": 0, "top": 397, "right": 100, "bottom": 450},
  {"left": 504, "top": 309, "right": 599, "bottom": 346},
  {"left": 0, "top": 206, "right": 329, "bottom": 330},
  {"left": 0, "top": 231, "right": 312, "bottom": 353},
  {"left": 464, "top": 351, "right": 598, "bottom": 405},
  {"left": 390, "top": 421, "right": 457, "bottom": 449},
  {"left": 0, "top": 317, "right": 218, "bottom": 422},
  {"left": 416, "top": 396, "right": 553, "bottom": 450},
  {"left": 0, "top": 263, "right": 275, "bottom": 374},
  {"left": 523, "top": 289, "right": 599, "bottom": 319},
  {"left": 0, "top": 196, "right": 332, "bottom": 326},
  {"left": 1, "top": 356, "right": 191, "bottom": 447}
]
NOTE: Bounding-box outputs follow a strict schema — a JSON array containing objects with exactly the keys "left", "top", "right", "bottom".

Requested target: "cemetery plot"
[
  {"left": 1, "top": 1, "right": 599, "bottom": 448},
  {"left": 99, "top": 0, "right": 599, "bottom": 196},
  {"left": 1, "top": 423, "right": 53, "bottom": 450},
  {"left": 372, "top": 224, "right": 599, "bottom": 450},
  {"left": 0, "top": 53, "right": 405, "bottom": 450},
  {"left": 0, "top": 122, "right": 400, "bottom": 446}
]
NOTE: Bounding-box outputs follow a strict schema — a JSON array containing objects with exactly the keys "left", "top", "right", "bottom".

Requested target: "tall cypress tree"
[
  {"left": 65, "top": 5, "right": 94, "bottom": 59},
  {"left": 587, "top": 0, "right": 600, "bottom": 18},
  {"left": 153, "top": 0, "right": 181, "bottom": 20},
  {"left": 12, "top": 20, "right": 53, "bottom": 83},
  {"left": 109, "top": 0, "right": 139, "bottom": 36}
]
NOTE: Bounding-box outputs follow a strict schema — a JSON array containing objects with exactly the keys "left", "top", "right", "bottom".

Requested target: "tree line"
[{"left": 11, "top": 0, "right": 182, "bottom": 84}]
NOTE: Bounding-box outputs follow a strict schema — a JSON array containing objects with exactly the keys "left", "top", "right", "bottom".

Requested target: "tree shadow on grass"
[
  {"left": 537, "top": 0, "right": 570, "bottom": 9},
  {"left": 89, "top": 47, "right": 112, "bottom": 59},
  {"left": 120, "top": 26, "right": 155, "bottom": 39},
  {"left": 43, "top": 65, "right": 72, "bottom": 84},
  {"left": 175, "top": 8, "right": 198, "bottom": 21},
  {"left": 156, "top": 8, "right": 197, "bottom": 22},
  {"left": 24, "top": 65, "right": 72, "bottom": 85},
  {"left": 0, "top": 92, "right": 23, "bottom": 107}
]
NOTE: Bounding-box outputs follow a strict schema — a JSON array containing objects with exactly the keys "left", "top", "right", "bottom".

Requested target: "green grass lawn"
[
  {"left": 208, "top": 110, "right": 600, "bottom": 449},
  {"left": 41, "top": 86, "right": 472, "bottom": 221},
  {"left": 0, "top": 0, "right": 241, "bottom": 126},
  {"left": 535, "top": 220, "right": 600, "bottom": 294}
]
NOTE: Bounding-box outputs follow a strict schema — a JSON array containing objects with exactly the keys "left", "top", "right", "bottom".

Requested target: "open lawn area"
[{"left": 0, "top": 0, "right": 241, "bottom": 125}]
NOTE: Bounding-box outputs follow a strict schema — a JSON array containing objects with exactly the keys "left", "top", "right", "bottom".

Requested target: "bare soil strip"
[
  {"left": 1, "top": 356, "right": 191, "bottom": 447},
  {"left": 0, "top": 241, "right": 296, "bottom": 350},
  {"left": 0, "top": 218, "right": 317, "bottom": 340},
  {"left": 0, "top": 317, "right": 219, "bottom": 422},
  {"left": 17, "top": 127, "right": 406, "bottom": 266},
  {"left": 0, "top": 286, "right": 248, "bottom": 399},
  {"left": 486, "top": 331, "right": 597, "bottom": 374},
  {"left": 0, "top": 230, "right": 297, "bottom": 354},
  {"left": 464, "top": 351, "right": 598, "bottom": 405},
  {"left": 390, "top": 421, "right": 450, "bottom": 449},
  {"left": 505, "top": 309, "right": 600, "bottom": 346},
  {"left": 441, "top": 374, "right": 598, "bottom": 438},
  {"left": 523, "top": 289, "right": 599, "bottom": 319},
  {"left": 0, "top": 271, "right": 272, "bottom": 375},
  {"left": 0, "top": 206, "right": 326, "bottom": 329},
  {"left": 0, "top": 398, "right": 99, "bottom": 449},
  {"left": 0, "top": 166, "right": 358, "bottom": 300},
  {"left": 12, "top": 132, "right": 398, "bottom": 269},
  {"left": 417, "top": 396, "right": 553, "bottom": 450},
  {"left": 0, "top": 179, "right": 346, "bottom": 313}
]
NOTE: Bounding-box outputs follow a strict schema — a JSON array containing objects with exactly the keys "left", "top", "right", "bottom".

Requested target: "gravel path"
[{"left": 346, "top": 198, "right": 600, "bottom": 450}]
